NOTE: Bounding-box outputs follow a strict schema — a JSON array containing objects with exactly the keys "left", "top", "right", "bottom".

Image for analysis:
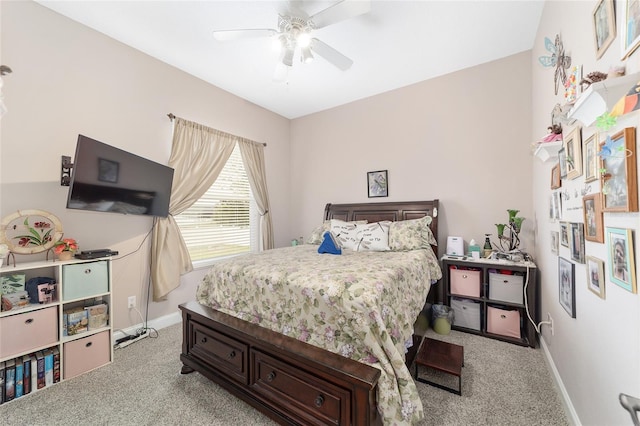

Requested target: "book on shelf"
[
  {"left": 4, "top": 358, "right": 15, "bottom": 401},
  {"left": 64, "top": 307, "right": 88, "bottom": 335},
  {"left": 52, "top": 347, "right": 60, "bottom": 383},
  {"left": 44, "top": 349, "right": 54, "bottom": 387},
  {"left": 15, "top": 358, "right": 23, "bottom": 398},
  {"left": 35, "top": 351, "right": 45, "bottom": 390},
  {"left": 22, "top": 354, "right": 31, "bottom": 395},
  {"left": 0, "top": 361, "right": 5, "bottom": 405},
  {"left": 85, "top": 303, "right": 108, "bottom": 330},
  {"left": 30, "top": 354, "right": 37, "bottom": 394}
]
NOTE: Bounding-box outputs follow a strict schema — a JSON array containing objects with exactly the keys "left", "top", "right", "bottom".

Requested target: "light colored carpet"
[{"left": 2, "top": 323, "right": 569, "bottom": 425}]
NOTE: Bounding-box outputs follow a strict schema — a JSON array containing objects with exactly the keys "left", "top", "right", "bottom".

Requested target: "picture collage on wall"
[{"left": 548, "top": 121, "right": 638, "bottom": 316}]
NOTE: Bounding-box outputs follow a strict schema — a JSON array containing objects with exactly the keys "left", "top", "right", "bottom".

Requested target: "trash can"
[{"left": 432, "top": 304, "right": 454, "bottom": 335}]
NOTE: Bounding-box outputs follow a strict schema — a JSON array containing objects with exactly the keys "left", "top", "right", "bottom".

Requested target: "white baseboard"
[
  {"left": 540, "top": 337, "right": 581, "bottom": 425},
  {"left": 113, "top": 310, "right": 181, "bottom": 342}
]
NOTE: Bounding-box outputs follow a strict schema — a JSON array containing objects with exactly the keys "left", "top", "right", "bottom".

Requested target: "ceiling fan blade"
[
  {"left": 213, "top": 29, "right": 278, "bottom": 41},
  {"left": 310, "top": 38, "right": 353, "bottom": 71},
  {"left": 309, "top": 0, "right": 371, "bottom": 29}
]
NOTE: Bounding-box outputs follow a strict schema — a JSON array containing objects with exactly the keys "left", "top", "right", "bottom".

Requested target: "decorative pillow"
[
  {"left": 330, "top": 219, "right": 362, "bottom": 251},
  {"left": 307, "top": 221, "right": 330, "bottom": 245},
  {"left": 389, "top": 215, "right": 437, "bottom": 251},
  {"left": 354, "top": 221, "right": 391, "bottom": 252},
  {"left": 317, "top": 231, "right": 342, "bottom": 255}
]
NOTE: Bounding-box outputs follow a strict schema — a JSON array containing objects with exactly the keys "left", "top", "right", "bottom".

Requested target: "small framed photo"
[
  {"left": 563, "top": 126, "right": 583, "bottom": 180},
  {"left": 583, "top": 133, "right": 599, "bottom": 183},
  {"left": 569, "top": 222, "right": 585, "bottom": 263},
  {"left": 600, "top": 127, "right": 638, "bottom": 212},
  {"left": 582, "top": 194, "right": 604, "bottom": 243},
  {"left": 558, "top": 147, "right": 568, "bottom": 178},
  {"left": 98, "top": 158, "right": 119, "bottom": 183},
  {"left": 367, "top": 170, "right": 388, "bottom": 198},
  {"left": 560, "top": 221, "right": 570, "bottom": 247},
  {"left": 551, "top": 231, "right": 560, "bottom": 255},
  {"left": 606, "top": 227, "right": 637, "bottom": 293},
  {"left": 622, "top": 0, "right": 640, "bottom": 59},
  {"left": 559, "top": 257, "right": 576, "bottom": 318},
  {"left": 586, "top": 256, "right": 606, "bottom": 299},
  {"left": 593, "top": 0, "right": 616, "bottom": 59},
  {"left": 551, "top": 163, "right": 561, "bottom": 189}
]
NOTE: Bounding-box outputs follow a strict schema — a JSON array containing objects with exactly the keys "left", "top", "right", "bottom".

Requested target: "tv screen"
[{"left": 66, "top": 134, "right": 174, "bottom": 218}]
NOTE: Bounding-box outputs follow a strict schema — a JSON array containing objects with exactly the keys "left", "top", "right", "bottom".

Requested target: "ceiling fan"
[{"left": 212, "top": 0, "right": 371, "bottom": 77}]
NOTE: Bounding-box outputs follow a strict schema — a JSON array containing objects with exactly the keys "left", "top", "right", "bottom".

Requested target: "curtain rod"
[{"left": 167, "top": 113, "right": 266, "bottom": 147}]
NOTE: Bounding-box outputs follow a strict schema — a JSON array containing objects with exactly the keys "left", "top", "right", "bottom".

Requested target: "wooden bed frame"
[{"left": 180, "top": 200, "right": 439, "bottom": 426}]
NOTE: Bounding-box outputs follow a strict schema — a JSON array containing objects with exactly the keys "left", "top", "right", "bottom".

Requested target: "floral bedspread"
[{"left": 196, "top": 245, "right": 442, "bottom": 425}]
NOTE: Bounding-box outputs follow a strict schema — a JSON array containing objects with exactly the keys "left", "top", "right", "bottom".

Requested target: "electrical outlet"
[
  {"left": 548, "top": 313, "right": 554, "bottom": 336},
  {"left": 128, "top": 296, "right": 136, "bottom": 309}
]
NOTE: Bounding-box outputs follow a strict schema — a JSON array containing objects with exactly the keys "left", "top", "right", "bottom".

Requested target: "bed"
[{"left": 180, "top": 200, "right": 441, "bottom": 425}]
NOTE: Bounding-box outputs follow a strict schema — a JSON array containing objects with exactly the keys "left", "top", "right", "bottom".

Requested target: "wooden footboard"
[{"left": 179, "top": 301, "right": 381, "bottom": 426}]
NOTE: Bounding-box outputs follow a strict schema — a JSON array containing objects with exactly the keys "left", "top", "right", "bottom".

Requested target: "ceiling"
[{"left": 35, "top": 1, "right": 545, "bottom": 119}]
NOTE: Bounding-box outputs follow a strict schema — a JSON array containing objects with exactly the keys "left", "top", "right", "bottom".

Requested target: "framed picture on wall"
[
  {"left": 551, "top": 231, "right": 560, "bottom": 255},
  {"left": 582, "top": 194, "right": 604, "bottom": 243},
  {"left": 586, "top": 256, "right": 606, "bottom": 299},
  {"left": 367, "top": 170, "right": 388, "bottom": 198},
  {"left": 583, "top": 133, "right": 599, "bottom": 183},
  {"left": 558, "top": 147, "right": 568, "bottom": 179},
  {"left": 569, "top": 222, "right": 586, "bottom": 263},
  {"left": 551, "top": 163, "right": 561, "bottom": 189},
  {"left": 606, "top": 227, "right": 637, "bottom": 293},
  {"left": 560, "top": 221, "right": 570, "bottom": 247},
  {"left": 558, "top": 257, "right": 576, "bottom": 318},
  {"left": 563, "top": 126, "right": 583, "bottom": 179},
  {"left": 622, "top": 0, "right": 640, "bottom": 59},
  {"left": 600, "top": 127, "right": 638, "bottom": 212},
  {"left": 593, "top": 0, "right": 616, "bottom": 59}
]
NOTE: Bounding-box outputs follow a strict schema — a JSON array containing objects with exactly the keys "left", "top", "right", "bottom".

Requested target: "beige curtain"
[
  {"left": 238, "top": 139, "right": 274, "bottom": 250},
  {"left": 150, "top": 117, "right": 236, "bottom": 301}
]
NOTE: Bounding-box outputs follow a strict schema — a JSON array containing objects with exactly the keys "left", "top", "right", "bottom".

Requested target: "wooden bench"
[{"left": 414, "top": 337, "right": 464, "bottom": 395}]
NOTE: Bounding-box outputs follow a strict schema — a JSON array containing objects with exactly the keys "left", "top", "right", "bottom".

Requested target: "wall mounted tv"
[{"left": 66, "top": 134, "right": 174, "bottom": 218}]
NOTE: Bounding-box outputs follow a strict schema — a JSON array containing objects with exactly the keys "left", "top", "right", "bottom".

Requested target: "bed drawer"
[
  {"left": 189, "top": 320, "right": 248, "bottom": 385},
  {"left": 251, "top": 349, "right": 350, "bottom": 426}
]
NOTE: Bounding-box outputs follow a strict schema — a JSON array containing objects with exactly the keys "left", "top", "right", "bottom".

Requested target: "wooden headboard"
[{"left": 324, "top": 200, "right": 439, "bottom": 252}]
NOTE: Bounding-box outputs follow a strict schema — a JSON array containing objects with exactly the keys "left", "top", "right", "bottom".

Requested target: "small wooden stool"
[{"left": 414, "top": 337, "right": 464, "bottom": 395}]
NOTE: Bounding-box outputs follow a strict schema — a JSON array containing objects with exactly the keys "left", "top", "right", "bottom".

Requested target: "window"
[{"left": 175, "top": 145, "right": 258, "bottom": 265}]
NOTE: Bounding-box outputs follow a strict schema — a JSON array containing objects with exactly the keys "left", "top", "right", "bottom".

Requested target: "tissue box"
[{"left": 1, "top": 274, "right": 26, "bottom": 295}]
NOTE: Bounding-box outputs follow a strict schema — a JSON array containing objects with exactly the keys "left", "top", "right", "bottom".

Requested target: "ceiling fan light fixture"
[
  {"left": 297, "top": 32, "right": 311, "bottom": 48},
  {"left": 301, "top": 46, "right": 314, "bottom": 64},
  {"left": 282, "top": 46, "right": 295, "bottom": 67}
]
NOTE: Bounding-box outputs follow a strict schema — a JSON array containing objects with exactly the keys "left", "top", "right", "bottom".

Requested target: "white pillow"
[
  {"left": 354, "top": 221, "right": 391, "bottom": 252},
  {"left": 330, "top": 219, "right": 364, "bottom": 251}
]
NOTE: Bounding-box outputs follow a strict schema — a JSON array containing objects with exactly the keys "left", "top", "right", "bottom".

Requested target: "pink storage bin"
[
  {"left": 487, "top": 306, "right": 521, "bottom": 339},
  {"left": 449, "top": 268, "right": 481, "bottom": 298}
]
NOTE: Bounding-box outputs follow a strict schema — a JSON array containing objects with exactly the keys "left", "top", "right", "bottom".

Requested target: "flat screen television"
[{"left": 66, "top": 134, "right": 174, "bottom": 218}]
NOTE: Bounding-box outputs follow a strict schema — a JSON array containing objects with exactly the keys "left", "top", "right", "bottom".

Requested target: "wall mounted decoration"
[
  {"left": 367, "top": 170, "right": 388, "bottom": 198},
  {"left": 606, "top": 227, "right": 637, "bottom": 293},
  {"left": 538, "top": 35, "right": 572, "bottom": 95},
  {"left": 0, "top": 209, "right": 64, "bottom": 255},
  {"left": 551, "top": 163, "right": 562, "bottom": 189},
  {"left": 559, "top": 257, "right": 576, "bottom": 318},
  {"left": 599, "top": 127, "right": 638, "bottom": 212},
  {"left": 622, "top": 0, "right": 640, "bottom": 59},
  {"left": 593, "top": 0, "right": 616, "bottom": 59},
  {"left": 583, "top": 133, "right": 599, "bottom": 182},
  {"left": 564, "top": 66, "right": 581, "bottom": 104},
  {"left": 558, "top": 147, "right": 568, "bottom": 178},
  {"left": 583, "top": 194, "right": 604, "bottom": 243},
  {"left": 563, "top": 126, "right": 583, "bottom": 179},
  {"left": 586, "top": 256, "right": 606, "bottom": 299},
  {"left": 569, "top": 222, "right": 586, "bottom": 263},
  {"left": 560, "top": 221, "right": 570, "bottom": 247},
  {"left": 551, "top": 231, "right": 560, "bottom": 255}
]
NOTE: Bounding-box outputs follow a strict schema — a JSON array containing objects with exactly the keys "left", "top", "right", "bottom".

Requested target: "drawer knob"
[
  {"left": 200, "top": 337, "right": 207, "bottom": 344},
  {"left": 462, "top": 274, "right": 468, "bottom": 279},
  {"left": 84, "top": 269, "right": 92, "bottom": 274},
  {"left": 315, "top": 395, "right": 324, "bottom": 407},
  {"left": 227, "top": 350, "right": 236, "bottom": 359},
  {"left": 86, "top": 341, "right": 93, "bottom": 348},
  {"left": 266, "top": 371, "right": 276, "bottom": 382},
  {"left": 25, "top": 318, "right": 34, "bottom": 325},
  {"left": 503, "top": 280, "right": 508, "bottom": 283}
]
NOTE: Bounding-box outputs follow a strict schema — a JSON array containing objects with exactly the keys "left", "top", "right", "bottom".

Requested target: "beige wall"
[
  {"left": 290, "top": 51, "right": 534, "bottom": 254},
  {"left": 532, "top": 1, "right": 640, "bottom": 424},
  {"left": 0, "top": 1, "right": 291, "bottom": 331}
]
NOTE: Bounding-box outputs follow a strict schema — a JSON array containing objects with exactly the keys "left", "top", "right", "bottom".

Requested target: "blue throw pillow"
[{"left": 318, "top": 231, "right": 341, "bottom": 255}]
